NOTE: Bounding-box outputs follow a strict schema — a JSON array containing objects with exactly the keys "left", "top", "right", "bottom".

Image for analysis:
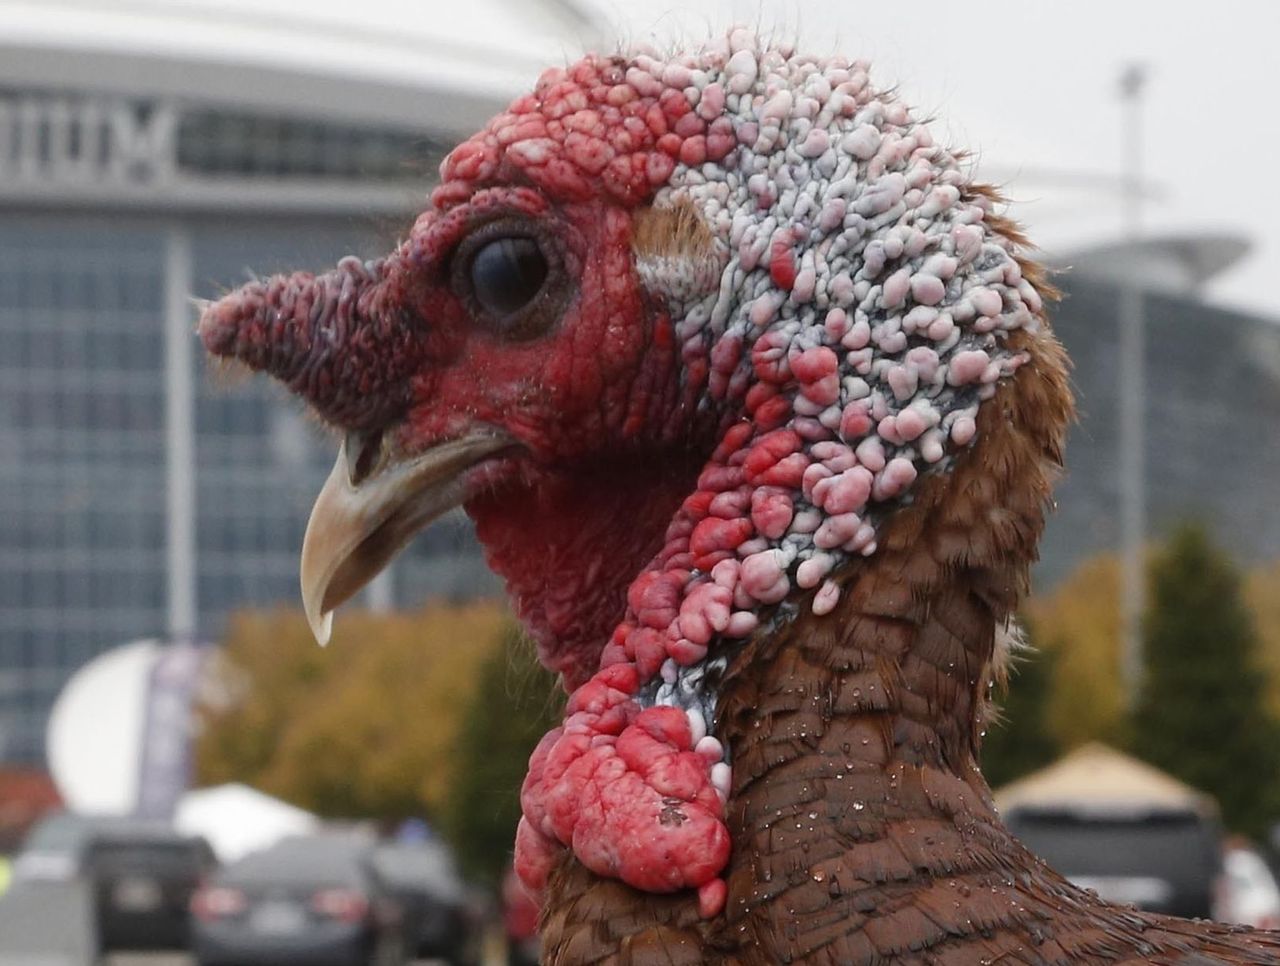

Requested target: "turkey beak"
[{"left": 300, "top": 429, "right": 514, "bottom": 646}]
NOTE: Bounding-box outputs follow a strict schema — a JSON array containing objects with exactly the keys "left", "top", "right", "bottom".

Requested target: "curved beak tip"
[
  {"left": 297, "top": 430, "right": 515, "bottom": 649},
  {"left": 307, "top": 606, "right": 334, "bottom": 648}
]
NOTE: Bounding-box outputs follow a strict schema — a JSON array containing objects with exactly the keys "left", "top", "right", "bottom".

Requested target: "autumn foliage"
[
  {"left": 984, "top": 526, "right": 1280, "bottom": 838},
  {"left": 1131, "top": 525, "right": 1280, "bottom": 839},
  {"left": 441, "top": 626, "right": 563, "bottom": 886},
  {"left": 980, "top": 631, "right": 1059, "bottom": 790},
  {"left": 1246, "top": 560, "right": 1280, "bottom": 721},
  {"left": 1009, "top": 541, "right": 1280, "bottom": 764},
  {"left": 1024, "top": 554, "right": 1129, "bottom": 750},
  {"left": 195, "top": 601, "right": 519, "bottom": 821}
]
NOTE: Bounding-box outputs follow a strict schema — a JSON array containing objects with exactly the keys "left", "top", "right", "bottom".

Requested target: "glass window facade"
[
  {"left": 0, "top": 87, "right": 447, "bottom": 188},
  {"left": 177, "top": 109, "right": 448, "bottom": 181},
  {"left": 0, "top": 219, "right": 168, "bottom": 758},
  {"left": 0, "top": 98, "right": 495, "bottom": 762}
]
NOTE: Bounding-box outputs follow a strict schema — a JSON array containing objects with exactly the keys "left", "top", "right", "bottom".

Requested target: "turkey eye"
[
  {"left": 451, "top": 219, "right": 567, "bottom": 340},
  {"left": 469, "top": 237, "right": 548, "bottom": 318}
]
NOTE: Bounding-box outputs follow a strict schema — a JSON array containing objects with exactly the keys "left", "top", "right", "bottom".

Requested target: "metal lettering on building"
[{"left": 0, "top": 94, "right": 176, "bottom": 186}]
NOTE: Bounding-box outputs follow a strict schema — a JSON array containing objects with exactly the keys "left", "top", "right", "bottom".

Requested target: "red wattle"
[{"left": 516, "top": 679, "right": 731, "bottom": 905}]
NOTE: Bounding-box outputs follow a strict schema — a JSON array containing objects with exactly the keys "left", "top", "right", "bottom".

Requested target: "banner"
[{"left": 135, "top": 642, "right": 206, "bottom": 820}]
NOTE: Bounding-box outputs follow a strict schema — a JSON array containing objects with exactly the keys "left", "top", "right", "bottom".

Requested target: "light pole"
[
  {"left": 164, "top": 223, "right": 196, "bottom": 643},
  {"left": 1118, "top": 64, "right": 1147, "bottom": 702}
]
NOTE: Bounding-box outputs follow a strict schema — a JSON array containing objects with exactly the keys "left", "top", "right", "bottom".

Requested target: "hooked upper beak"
[
  {"left": 195, "top": 253, "right": 506, "bottom": 645},
  {"left": 300, "top": 428, "right": 515, "bottom": 645}
]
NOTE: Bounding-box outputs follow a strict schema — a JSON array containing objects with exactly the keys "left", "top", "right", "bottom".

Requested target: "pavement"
[
  {"left": 0, "top": 881, "right": 96, "bottom": 966},
  {"left": 0, "top": 881, "right": 493, "bottom": 966}
]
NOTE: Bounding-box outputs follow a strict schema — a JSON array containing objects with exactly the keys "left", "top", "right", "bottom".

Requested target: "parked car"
[
  {"left": 13, "top": 811, "right": 215, "bottom": 952},
  {"left": 11, "top": 811, "right": 98, "bottom": 882},
  {"left": 1005, "top": 805, "right": 1223, "bottom": 918},
  {"left": 191, "top": 833, "right": 406, "bottom": 966},
  {"left": 371, "top": 839, "right": 479, "bottom": 963},
  {"left": 84, "top": 824, "right": 216, "bottom": 951}
]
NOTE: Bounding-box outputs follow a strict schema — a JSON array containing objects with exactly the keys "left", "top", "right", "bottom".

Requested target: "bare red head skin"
[
  {"left": 400, "top": 183, "right": 717, "bottom": 687},
  {"left": 403, "top": 57, "right": 739, "bottom": 689},
  {"left": 199, "top": 58, "right": 744, "bottom": 907},
  {"left": 200, "top": 53, "right": 732, "bottom": 684}
]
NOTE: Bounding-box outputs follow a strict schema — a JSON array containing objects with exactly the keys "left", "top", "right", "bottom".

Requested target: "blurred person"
[{"left": 1218, "top": 837, "right": 1280, "bottom": 930}]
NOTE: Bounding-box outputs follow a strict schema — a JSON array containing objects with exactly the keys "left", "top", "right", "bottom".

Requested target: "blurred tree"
[
  {"left": 1245, "top": 561, "right": 1280, "bottom": 720},
  {"left": 1024, "top": 554, "right": 1128, "bottom": 749},
  {"left": 1130, "top": 523, "right": 1280, "bottom": 838},
  {"left": 196, "top": 601, "right": 511, "bottom": 822},
  {"left": 441, "top": 628, "right": 563, "bottom": 887},
  {"left": 981, "top": 620, "right": 1060, "bottom": 789}
]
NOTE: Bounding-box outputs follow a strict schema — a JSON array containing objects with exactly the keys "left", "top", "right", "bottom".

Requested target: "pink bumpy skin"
[
  {"left": 516, "top": 664, "right": 730, "bottom": 906},
  {"left": 441, "top": 30, "right": 1041, "bottom": 914}
]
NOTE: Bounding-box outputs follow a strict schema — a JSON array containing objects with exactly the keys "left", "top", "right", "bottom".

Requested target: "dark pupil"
[{"left": 470, "top": 237, "right": 547, "bottom": 317}]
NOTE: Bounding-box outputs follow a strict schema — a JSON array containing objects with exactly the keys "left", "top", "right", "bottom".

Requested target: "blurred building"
[
  {"left": 0, "top": 0, "right": 603, "bottom": 762},
  {"left": 1040, "top": 237, "right": 1280, "bottom": 586},
  {"left": 0, "top": 5, "right": 1277, "bottom": 764}
]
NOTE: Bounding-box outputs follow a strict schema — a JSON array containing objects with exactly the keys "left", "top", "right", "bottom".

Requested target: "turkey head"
[{"left": 200, "top": 29, "right": 1065, "bottom": 921}]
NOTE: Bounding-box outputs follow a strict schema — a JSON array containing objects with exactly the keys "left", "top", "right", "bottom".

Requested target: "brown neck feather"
[
  {"left": 539, "top": 318, "right": 1080, "bottom": 963},
  {"left": 705, "top": 322, "right": 1073, "bottom": 959}
]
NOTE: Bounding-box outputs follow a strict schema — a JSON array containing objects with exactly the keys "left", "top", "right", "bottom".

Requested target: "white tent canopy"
[
  {"left": 175, "top": 783, "right": 320, "bottom": 863},
  {"left": 994, "top": 743, "right": 1218, "bottom": 818}
]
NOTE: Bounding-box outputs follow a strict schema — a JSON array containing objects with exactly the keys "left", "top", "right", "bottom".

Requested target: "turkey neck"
[
  {"left": 712, "top": 553, "right": 1023, "bottom": 959},
  {"left": 711, "top": 325, "right": 1071, "bottom": 960},
  {"left": 468, "top": 448, "right": 705, "bottom": 688},
  {"left": 536, "top": 325, "right": 1076, "bottom": 963}
]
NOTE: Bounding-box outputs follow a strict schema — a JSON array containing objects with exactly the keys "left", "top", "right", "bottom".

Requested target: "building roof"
[
  {"left": 994, "top": 743, "right": 1218, "bottom": 818},
  {"left": 1057, "top": 233, "right": 1253, "bottom": 296},
  {"left": 0, "top": 0, "right": 604, "bottom": 129},
  {"left": 0, "top": 1, "right": 610, "bottom": 214}
]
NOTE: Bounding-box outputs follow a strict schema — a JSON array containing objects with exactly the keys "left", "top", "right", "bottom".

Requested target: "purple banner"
[{"left": 135, "top": 642, "right": 207, "bottom": 820}]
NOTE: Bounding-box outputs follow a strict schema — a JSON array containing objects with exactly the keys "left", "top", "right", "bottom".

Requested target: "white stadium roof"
[{"left": 0, "top": 0, "right": 605, "bottom": 129}]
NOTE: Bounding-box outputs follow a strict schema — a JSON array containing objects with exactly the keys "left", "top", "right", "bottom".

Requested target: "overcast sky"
[{"left": 588, "top": 1, "right": 1278, "bottom": 319}]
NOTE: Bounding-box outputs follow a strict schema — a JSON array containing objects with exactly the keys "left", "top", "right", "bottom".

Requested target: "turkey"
[{"left": 199, "top": 29, "right": 1280, "bottom": 966}]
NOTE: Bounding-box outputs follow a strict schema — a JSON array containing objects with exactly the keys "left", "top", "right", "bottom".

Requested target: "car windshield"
[
  {"left": 86, "top": 840, "right": 205, "bottom": 875},
  {"left": 371, "top": 841, "right": 464, "bottom": 902},
  {"left": 220, "top": 836, "right": 370, "bottom": 890},
  {"left": 21, "top": 814, "right": 94, "bottom": 853}
]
